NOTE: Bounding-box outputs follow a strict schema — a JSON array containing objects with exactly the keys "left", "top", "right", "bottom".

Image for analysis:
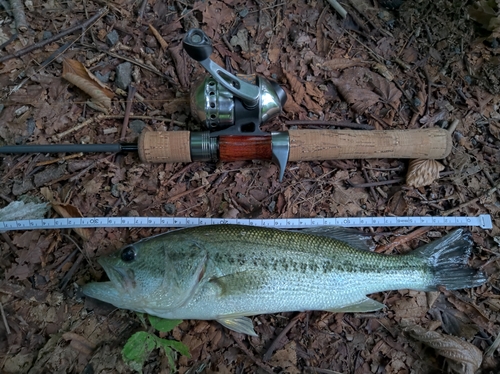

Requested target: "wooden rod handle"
[
  {"left": 219, "top": 135, "right": 272, "bottom": 161},
  {"left": 288, "top": 128, "right": 451, "bottom": 162}
]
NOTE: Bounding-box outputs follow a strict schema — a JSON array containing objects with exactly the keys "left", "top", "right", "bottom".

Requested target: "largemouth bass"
[{"left": 82, "top": 225, "right": 486, "bottom": 336}]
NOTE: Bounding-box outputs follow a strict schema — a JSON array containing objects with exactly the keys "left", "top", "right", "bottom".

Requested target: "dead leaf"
[
  {"left": 404, "top": 325, "right": 482, "bottom": 374},
  {"left": 148, "top": 24, "right": 168, "bottom": 50},
  {"left": 62, "top": 58, "right": 114, "bottom": 111},
  {"left": 40, "top": 187, "right": 92, "bottom": 241},
  {"left": 406, "top": 159, "right": 445, "bottom": 187},
  {"left": 319, "top": 58, "right": 370, "bottom": 71},
  {"left": 62, "top": 332, "right": 95, "bottom": 356},
  {"left": 284, "top": 70, "right": 306, "bottom": 106}
]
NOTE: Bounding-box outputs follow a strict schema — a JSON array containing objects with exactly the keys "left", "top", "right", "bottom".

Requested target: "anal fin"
[
  {"left": 217, "top": 316, "right": 257, "bottom": 336},
  {"left": 325, "top": 297, "right": 385, "bottom": 313}
]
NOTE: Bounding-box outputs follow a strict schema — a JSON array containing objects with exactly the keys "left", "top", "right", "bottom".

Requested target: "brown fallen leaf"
[
  {"left": 404, "top": 324, "right": 483, "bottom": 374},
  {"left": 319, "top": 58, "right": 370, "bottom": 71},
  {"left": 148, "top": 24, "right": 168, "bottom": 50},
  {"left": 62, "top": 58, "right": 114, "bottom": 111},
  {"left": 62, "top": 332, "right": 95, "bottom": 356},
  {"left": 406, "top": 159, "right": 445, "bottom": 187},
  {"left": 40, "top": 187, "right": 92, "bottom": 241}
]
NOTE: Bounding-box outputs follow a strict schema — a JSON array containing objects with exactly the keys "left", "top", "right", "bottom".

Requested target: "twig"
[
  {"left": 9, "top": 0, "right": 28, "bottom": 32},
  {"left": 0, "top": 33, "right": 18, "bottom": 50},
  {"left": 326, "top": 0, "right": 347, "bottom": 18},
  {"left": 1, "top": 154, "right": 30, "bottom": 182},
  {"left": 35, "top": 153, "right": 84, "bottom": 167},
  {"left": 120, "top": 85, "right": 136, "bottom": 141},
  {"left": 53, "top": 116, "right": 101, "bottom": 141},
  {"left": 263, "top": 312, "right": 306, "bottom": 361},
  {"left": 80, "top": 42, "right": 177, "bottom": 86},
  {"left": 349, "top": 178, "right": 404, "bottom": 188},
  {"left": 0, "top": 302, "right": 10, "bottom": 335},
  {"left": 443, "top": 180, "right": 500, "bottom": 216},
  {"left": 102, "top": 115, "right": 185, "bottom": 126},
  {"left": 148, "top": 24, "right": 168, "bottom": 51},
  {"left": 1, "top": 232, "right": 17, "bottom": 254},
  {"left": 138, "top": 0, "right": 149, "bottom": 21},
  {"left": 361, "top": 164, "right": 378, "bottom": 201},
  {"left": 447, "top": 118, "right": 459, "bottom": 134},
  {"left": 0, "top": 0, "right": 12, "bottom": 16},
  {"left": 285, "top": 120, "right": 374, "bottom": 130},
  {"left": 375, "top": 227, "right": 431, "bottom": 253},
  {"left": 59, "top": 253, "right": 84, "bottom": 290},
  {"left": 421, "top": 68, "right": 431, "bottom": 116},
  {"left": 231, "top": 332, "right": 274, "bottom": 374},
  {"left": 0, "top": 8, "right": 108, "bottom": 63}
]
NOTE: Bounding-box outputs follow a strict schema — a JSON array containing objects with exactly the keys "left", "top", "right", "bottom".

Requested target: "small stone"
[
  {"left": 239, "top": 7, "right": 249, "bottom": 17},
  {"left": 12, "top": 179, "right": 35, "bottom": 195},
  {"left": 164, "top": 203, "right": 176, "bottom": 215},
  {"left": 26, "top": 118, "right": 36, "bottom": 137},
  {"left": 115, "top": 62, "right": 132, "bottom": 90},
  {"left": 94, "top": 71, "right": 110, "bottom": 83},
  {"left": 0, "top": 104, "right": 4, "bottom": 115},
  {"left": 42, "top": 31, "right": 53, "bottom": 40},
  {"left": 268, "top": 200, "right": 276, "bottom": 213},
  {"left": 106, "top": 30, "right": 119, "bottom": 47},
  {"left": 130, "top": 120, "right": 146, "bottom": 134},
  {"left": 111, "top": 183, "right": 125, "bottom": 198}
]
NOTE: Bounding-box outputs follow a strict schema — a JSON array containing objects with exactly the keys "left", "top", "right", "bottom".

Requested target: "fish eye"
[{"left": 120, "top": 246, "right": 136, "bottom": 263}]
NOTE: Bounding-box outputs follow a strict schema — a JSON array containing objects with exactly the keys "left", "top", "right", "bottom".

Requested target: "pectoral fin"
[
  {"left": 217, "top": 316, "right": 257, "bottom": 336},
  {"left": 325, "top": 297, "right": 385, "bottom": 313}
]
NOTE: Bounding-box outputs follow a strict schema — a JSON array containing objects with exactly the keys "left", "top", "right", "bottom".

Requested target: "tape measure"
[{"left": 0, "top": 214, "right": 493, "bottom": 231}]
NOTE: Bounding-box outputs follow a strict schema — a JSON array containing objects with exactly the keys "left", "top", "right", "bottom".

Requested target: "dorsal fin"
[{"left": 298, "top": 227, "right": 374, "bottom": 251}]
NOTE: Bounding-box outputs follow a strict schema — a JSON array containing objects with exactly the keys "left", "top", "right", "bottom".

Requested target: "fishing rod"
[{"left": 0, "top": 29, "right": 452, "bottom": 181}]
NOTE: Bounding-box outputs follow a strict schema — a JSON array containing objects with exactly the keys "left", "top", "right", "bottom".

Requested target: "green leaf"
[
  {"left": 121, "top": 332, "right": 157, "bottom": 374},
  {"left": 148, "top": 315, "right": 183, "bottom": 332},
  {"left": 157, "top": 338, "right": 191, "bottom": 358}
]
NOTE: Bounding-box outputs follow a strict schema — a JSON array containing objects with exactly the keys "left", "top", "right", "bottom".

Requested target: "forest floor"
[{"left": 0, "top": 0, "right": 500, "bottom": 373}]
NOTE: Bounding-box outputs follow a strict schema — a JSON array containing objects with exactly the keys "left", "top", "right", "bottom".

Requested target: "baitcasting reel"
[{"left": 183, "top": 29, "right": 287, "bottom": 135}]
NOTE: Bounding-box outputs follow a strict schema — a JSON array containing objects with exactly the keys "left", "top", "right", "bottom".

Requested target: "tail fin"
[{"left": 414, "top": 229, "right": 486, "bottom": 290}]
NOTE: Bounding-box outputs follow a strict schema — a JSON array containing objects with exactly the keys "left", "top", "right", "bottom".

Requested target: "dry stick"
[
  {"left": 0, "top": 33, "right": 18, "bottom": 50},
  {"left": 0, "top": 302, "right": 10, "bottom": 335},
  {"left": 0, "top": 8, "right": 108, "bottom": 63},
  {"left": 442, "top": 180, "right": 500, "bottom": 216},
  {"left": 1, "top": 232, "right": 17, "bottom": 254},
  {"left": 263, "top": 312, "right": 306, "bottom": 361},
  {"left": 138, "top": 0, "right": 149, "bottom": 21},
  {"left": 59, "top": 253, "right": 85, "bottom": 290},
  {"left": 285, "top": 120, "right": 374, "bottom": 130},
  {"left": 0, "top": 0, "right": 12, "bottom": 16},
  {"left": 361, "top": 163, "right": 378, "bottom": 201},
  {"left": 102, "top": 115, "right": 185, "bottom": 126},
  {"left": 120, "top": 86, "right": 136, "bottom": 141},
  {"left": 148, "top": 24, "right": 168, "bottom": 51},
  {"left": 9, "top": 0, "right": 27, "bottom": 32},
  {"left": 349, "top": 178, "right": 404, "bottom": 188},
  {"left": 231, "top": 332, "right": 274, "bottom": 374},
  {"left": 375, "top": 227, "right": 431, "bottom": 254},
  {"left": 54, "top": 116, "right": 101, "bottom": 140},
  {"left": 326, "top": 0, "right": 347, "bottom": 18}
]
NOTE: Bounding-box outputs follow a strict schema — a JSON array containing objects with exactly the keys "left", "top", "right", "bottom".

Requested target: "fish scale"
[{"left": 83, "top": 224, "right": 486, "bottom": 336}]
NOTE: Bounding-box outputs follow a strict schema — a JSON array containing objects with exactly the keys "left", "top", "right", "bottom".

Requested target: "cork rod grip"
[
  {"left": 288, "top": 128, "right": 452, "bottom": 162},
  {"left": 138, "top": 131, "right": 192, "bottom": 163}
]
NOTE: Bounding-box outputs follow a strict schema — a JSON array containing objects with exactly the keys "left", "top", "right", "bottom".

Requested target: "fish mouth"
[{"left": 98, "top": 257, "right": 137, "bottom": 293}]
